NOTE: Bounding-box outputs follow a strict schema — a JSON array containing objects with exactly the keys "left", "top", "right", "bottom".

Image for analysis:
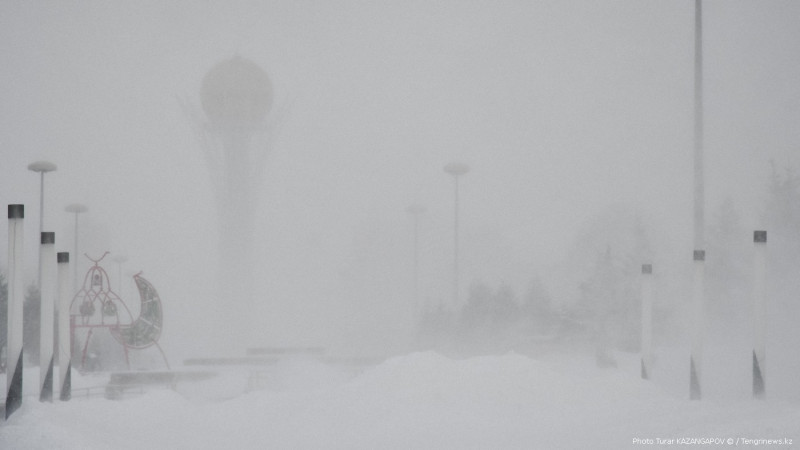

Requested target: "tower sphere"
[{"left": 201, "top": 56, "right": 273, "bottom": 131}]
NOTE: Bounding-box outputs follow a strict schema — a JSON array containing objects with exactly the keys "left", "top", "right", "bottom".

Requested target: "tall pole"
[
  {"left": 28, "top": 161, "right": 57, "bottom": 288},
  {"left": 690, "top": 250, "right": 705, "bottom": 400},
  {"left": 690, "top": 0, "right": 706, "bottom": 401},
  {"left": 38, "top": 174, "right": 44, "bottom": 233},
  {"left": 65, "top": 204, "right": 87, "bottom": 292},
  {"left": 5, "top": 205, "right": 25, "bottom": 419},
  {"left": 753, "top": 231, "right": 767, "bottom": 399},
  {"left": 74, "top": 213, "right": 79, "bottom": 286},
  {"left": 444, "top": 162, "right": 469, "bottom": 309},
  {"left": 694, "top": 0, "right": 704, "bottom": 249},
  {"left": 57, "top": 252, "right": 72, "bottom": 401},
  {"left": 406, "top": 205, "right": 426, "bottom": 314},
  {"left": 39, "top": 232, "right": 56, "bottom": 402},
  {"left": 454, "top": 178, "right": 459, "bottom": 308},
  {"left": 112, "top": 255, "right": 128, "bottom": 295},
  {"left": 640, "top": 264, "right": 653, "bottom": 380}
]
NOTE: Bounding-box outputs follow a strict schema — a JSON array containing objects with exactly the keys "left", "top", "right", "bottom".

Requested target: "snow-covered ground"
[{"left": 1, "top": 350, "right": 799, "bottom": 449}]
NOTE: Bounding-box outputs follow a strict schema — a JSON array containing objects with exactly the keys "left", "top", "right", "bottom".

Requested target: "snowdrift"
[{"left": 1, "top": 351, "right": 799, "bottom": 449}]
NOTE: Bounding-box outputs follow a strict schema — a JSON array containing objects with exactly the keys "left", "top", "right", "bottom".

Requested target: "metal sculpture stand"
[{"left": 70, "top": 253, "right": 169, "bottom": 372}]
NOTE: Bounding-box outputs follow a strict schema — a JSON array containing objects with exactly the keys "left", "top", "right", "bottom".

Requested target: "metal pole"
[
  {"left": 112, "top": 256, "right": 127, "bottom": 297},
  {"left": 37, "top": 172, "right": 45, "bottom": 290},
  {"left": 406, "top": 204, "right": 426, "bottom": 317},
  {"left": 5, "top": 205, "right": 25, "bottom": 418},
  {"left": 453, "top": 175, "right": 460, "bottom": 309},
  {"left": 694, "top": 0, "right": 704, "bottom": 250},
  {"left": 690, "top": 250, "right": 705, "bottom": 400},
  {"left": 640, "top": 264, "right": 653, "bottom": 380},
  {"left": 694, "top": 0, "right": 705, "bottom": 250},
  {"left": 39, "top": 232, "right": 56, "bottom": 402},
  {"left": 74, "top": 212, "right": 79, "bottom": 289},
  {"left": 65, "top": 204, "right": 87, "bottom": 293},
  {"left": 57, "top": 252, "right": 72, "bottom": 401},
  {"left": 690, "top": 0, "right": 706, "bottom": 401},
  {"left": 443, "top": 162, "right": 469, "bottom": 310},
  {"left": 28, "top": 161, "right": 57, "bottom": 289},
  {"left": 39, "top": 173, "right": 45, "bottom": 237},
  {"left": 753, "top": 231, "right": 767, "bottom": 398},
  {"left": 413, "top": 214, "right": 419, "bottom": 302}
]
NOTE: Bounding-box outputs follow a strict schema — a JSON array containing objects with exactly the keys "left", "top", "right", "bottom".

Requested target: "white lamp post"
[
  {"left": 5, "top": 205, "right": 25, "bottom": 418},
  {"left": 752, "top": 231, "right": 767, "bottom": 399},
  {"left": 112, "top": 255, "right": 128, "bottom": 295},
  {"left": 39, "top": 232, "right": 56, "bottom": 402},
  {"left": 65, "top": 203, "right": 88, "bottom": 291},
  {"left": 28, "top": 161, "right": 57, "bottom": 287},
  {"left": 406, "top": 204, "right": 426, "bottom": 314},
  {"left": 640, "top": 264, "right": 653, "bottom": 380},
  {"left": 57, "top": 252, "right": 72, "bottom": 401},
  {"left": 690, "top": 0, "right": 706, "bottom": 401},
  {"left": 443, "top": 162, "right": 469, "bottom": 309}
]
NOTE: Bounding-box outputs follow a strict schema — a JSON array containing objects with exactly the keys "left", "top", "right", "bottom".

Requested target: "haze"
[{"left": 1, "top": 0, "right": 799, "bottom": 361}]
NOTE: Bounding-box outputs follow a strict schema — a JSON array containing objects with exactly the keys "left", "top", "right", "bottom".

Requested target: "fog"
[{"left": 2, "top": 0, "right": 799, "bottom": 365}]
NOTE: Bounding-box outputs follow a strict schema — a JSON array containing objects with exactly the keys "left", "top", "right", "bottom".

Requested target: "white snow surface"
[{"left": 2, "top": 351, "right": 799, "bottom": 449}]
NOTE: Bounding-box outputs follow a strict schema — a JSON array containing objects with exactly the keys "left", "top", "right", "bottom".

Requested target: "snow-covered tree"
[
  {"left": 763, "top": 163, "right": 800, "bottom": 314},
  {"left": 578, "top": 247, "right": 627, "bottom": 366},
  {"left": 461, "top": 282, "right": 519, "bottom": 331},
  {"left": 561, "top": 206, "right": 654, "bottom": 353},
  {"left": 521, "top": 276, "right": 557, "bottom": 336},
  {"left": 764, "top": 164, "right": 800, "bottom": 276},
  {"left": 452, "top": 282, "right": 522, "bottom": 355},
  {"left": 704, "top": 198, "right": 750, "bottom": 320}
]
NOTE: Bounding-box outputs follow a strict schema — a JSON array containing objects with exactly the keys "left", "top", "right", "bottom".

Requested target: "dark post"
[{"left": 5, "top": 205, "right": 25, "bottom": 418}]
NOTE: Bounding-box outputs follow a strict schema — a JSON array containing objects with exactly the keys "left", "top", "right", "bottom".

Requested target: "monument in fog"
[{"left": 193, "top": 56, "right": 274, "bottom": 346}]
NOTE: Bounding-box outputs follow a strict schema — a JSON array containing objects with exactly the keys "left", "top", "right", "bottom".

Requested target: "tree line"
[{"left": 416, "top": 163, "right": 800, "bottom": 361}]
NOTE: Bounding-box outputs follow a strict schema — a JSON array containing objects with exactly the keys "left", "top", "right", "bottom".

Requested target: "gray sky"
[{"left": 2, "top": 1, "right": 799, "bottom": 357}]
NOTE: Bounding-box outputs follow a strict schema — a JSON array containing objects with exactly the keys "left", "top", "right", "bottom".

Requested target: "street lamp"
[
  {"left": 28, "top": 160, "right": 57, "bottom": 287},
  {"left": 406, "top": 204, "right": 426, "bottom": 313},
  {"left": 65, "top": 203, "right": 88, "bottom": 291},
  {"left": 690, "top": 0, "right": 706, "bottom": 402},
  {"left": 112, "top": 255, "right": 128, "bottom": 295},
  {"left": 443, "top": 161, "right": 469, "bottom": 309}
]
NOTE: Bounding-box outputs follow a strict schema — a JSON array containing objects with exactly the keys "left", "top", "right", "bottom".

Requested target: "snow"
[{"left": 2, "top": 351, "right": 799, "bottom": 449}]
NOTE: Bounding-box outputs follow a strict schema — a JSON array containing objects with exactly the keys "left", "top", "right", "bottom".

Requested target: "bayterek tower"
[{"left": 198, "top": 56, "right": 273, "bottom": 346}]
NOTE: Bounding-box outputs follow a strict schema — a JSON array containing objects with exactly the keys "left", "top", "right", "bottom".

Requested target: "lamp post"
[
  {"left": 57, "top": 252, "right": 72, "bottom": 401},
  {"left": 39, "top": 231, "right": 56, "bottom": 402},
  {"left": 693, "top": 0, "right": 705, "bottom": 250},
  {"left": 443, "top": 162, "right": 469, "bottom": 309},
  {"left": 690, "top": 0, "right": 706, "bottom": 401},
  {"left": 28, "top": 161, "right": 57, "bottom": 287},
  {"left": 5, "top": 205, "right": 25, "bottom": 418},
  {"left": 406, "top": 204, "right": 426, "bottom": 313},
  {"left": 752, "top": 231, "right": 767, "bottom": 399},
  {"left": 65, "top": 203, "right": 88, "bottom": 291},
  {"left": 112, "top": 255, "right": 128, "bottom": 295},
  {"left": 640, "top": 264, "right": 654, "bottom": 380}
]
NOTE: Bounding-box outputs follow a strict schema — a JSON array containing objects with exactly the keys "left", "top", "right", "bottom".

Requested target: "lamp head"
[
  {"left": 112, "top": 255, "right": 128, "bottom": 264},
  {"left": 65, "top": 203, "right": 88, "bottom": 214},
  {"left": 443, "top": 162, "right": 470, "bottom": 176},
  {"left": 27, "top": 160, "right": 57, "bottom": 173},
  {"left": 406, "top": 204, "right": 427, "bottom": 215}
]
